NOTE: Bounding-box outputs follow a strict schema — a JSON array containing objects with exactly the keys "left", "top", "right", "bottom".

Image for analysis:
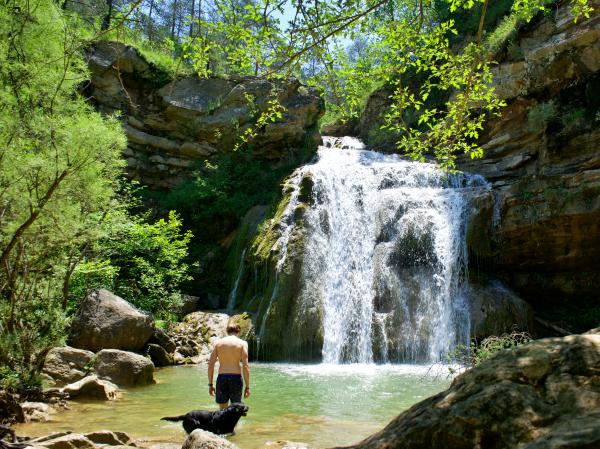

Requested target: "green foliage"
[
  {"left": 0, "top": 0, "right": 126, "bottom": 387},
  {"left": 70, "top": 211, "right": 194, "bottom": 317},
  {"left": 151, "top": 148, "right": 308, "bottom": 229},
  {"left": 447, "top": 331, "right": 531, "bottom": 370},
  {"left": 527, "top": 100, "right": 557, "bottom": 132}
]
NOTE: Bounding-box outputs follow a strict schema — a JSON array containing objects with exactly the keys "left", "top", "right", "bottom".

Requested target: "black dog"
[{"left": 161, "top": 403, "right": 249, "bottom": 435}]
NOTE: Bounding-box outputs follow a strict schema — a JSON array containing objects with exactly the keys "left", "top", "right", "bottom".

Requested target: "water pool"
[{"left": 17, "top": 364, "right": 450, "bottom": 449}]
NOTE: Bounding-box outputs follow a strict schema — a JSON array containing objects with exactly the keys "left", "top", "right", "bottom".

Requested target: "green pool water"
[{"left": 17, "top": 364, "right": 450, "bottom": 449}]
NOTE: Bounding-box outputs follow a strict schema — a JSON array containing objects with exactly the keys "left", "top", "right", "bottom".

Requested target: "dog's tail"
[{"left": 161, "top": 415, "right": 185, "bottom": 422}]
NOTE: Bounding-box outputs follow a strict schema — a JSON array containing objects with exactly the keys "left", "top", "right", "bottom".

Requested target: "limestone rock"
[
  {"left": 466, "top": 280, "right": 534, "bottom": 339},
  {"left": 85, "top": 42, "right": 324, "bottom": 191},
  {"left": 42, "top": 346, "right": 95, "bottom": 387},
  {"left": 83, "top": 431, "right": 133, "bottom": 446},
  {"left": 21, "top": 402, "right": 55, "bottom": 423},
  {"left": 182, "top": 430, "right": 240, "bottom": 449},
  {"left": 60, "top": 375, "right": 119, "bottom": 401},
  {"left": 147, "top": 344, "right": 174, "bottom": 367},
  {"left": 34, "top": 433, "right": 96, "bottom": 449},
  {"left": 334, "top": 332, "right": 600, "bottom": 449},
  {"left": 69, "top": 289, "right": 154, "bottom": 353},
  {"left": 93, "top": 350, "right": 154, "bottom": 387},
  {"left": 148, "top": 327, "right": 177, "bottom": 354},
  {"left": 262, "top": 442, "right": 314, "bottom": 449},
  {"left": 169, "top": 312, "right": 230, "bottom": 363}
]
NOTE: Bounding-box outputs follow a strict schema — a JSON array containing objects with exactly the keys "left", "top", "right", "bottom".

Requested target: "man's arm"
[
  {"left": 208, "top": 345, "right": 217, "bottom": 397},
  {"left": 242, "top": 342, "right": 250, "bottom": 398}
]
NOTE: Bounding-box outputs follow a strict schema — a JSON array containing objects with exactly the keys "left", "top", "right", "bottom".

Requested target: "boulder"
[
  {"left": 60, "top": 375, "right": 119, "bottom": 401},
  {"left": 21, "top": 402, "right": 54, "bottom": 423},
  {"left": 83, "top": 431, "right": 133, "bottom": 446},
  {"left": 466, "top": 280, "right": 534, "bottom": 339},
  {"left": 148, "top": 327, "right": 176, "bottom": 354},
  {"left": 169, "top": 312, "right": 230, "bottom": 363},
  {"left": 334, "top": 332, "right": 600, "bottom": 449},
  {"left": 147, "top": 344, "right": 174, "bottom": 367},
  {"left": 69, "top": 289, "right": 154, "bottom": 353},
  {"left": 179, "top": 295, "right": 201, "bottom": 318},
  {"left": 42, "top": 346, "right": 95, "bottom": 387},
  {"left": 93, "top": 349, "right": 154, "bottom": 387},
  {"left": 182, "top": 430, "right": 240, "bottom": 449},
  {"left": 34, "top": 433, "right": 96, "bottom": 449}
]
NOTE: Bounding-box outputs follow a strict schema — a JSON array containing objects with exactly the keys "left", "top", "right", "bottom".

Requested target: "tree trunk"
[
  {"left": 148, "top": 0, "right": 155, "bottom": 40},
  {"left": 101, "top": 0, "right": 114, "bottom": 31},
  {"left": 170, "top": 0, "right": 178, "bottom": 38},
  {"left": 189, "top": 0, "right": 195, "bottom": 36}
]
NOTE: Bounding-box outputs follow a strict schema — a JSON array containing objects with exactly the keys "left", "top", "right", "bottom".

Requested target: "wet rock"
[
  {"left": 34, "top": 433, "right": 95, "bottom": 449},
  {"left": 60, "top": 375, "right": 119, "bottom": 401},
  {"left": 466, "top": 280, "right": 534, "bottom": 339},
  {"left": 262, "top": 442, "right": 314, "bottom": 449},
  {"left": 69, "top": 289, "right": 154, "bottom": 353},
  {"left": 83, "top": 431, "right": 133, "bottom": 446},
  {"left": 93, "top": 350, "right": 154, "bottom": 387},
  {"left": 334, "top": 332, "right": 600, "bottom": 449},
  {"left": 147, "top": 344, "right": 174, "bottom": 367},
  {"left": 182, "top": 429, "right": 240, "bottom": 449},
  {"left": 169, "top": 312, "right": 230, "bottom": 363},
  {"left": 42, "top": 347, "right": 95, "bottom": 387},
  {"left": 21, "top": 402, "right": 54, "bottom": 423},
  {"left": 148, "top": 328, "right": 176, "bottom": 354}
]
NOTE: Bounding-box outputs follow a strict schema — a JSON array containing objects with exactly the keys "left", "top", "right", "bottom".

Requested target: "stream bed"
[{"left": 17, "top": 363, "right": 450, "bottom": 449}]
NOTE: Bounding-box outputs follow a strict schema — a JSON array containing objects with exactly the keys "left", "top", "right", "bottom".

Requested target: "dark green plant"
[
  {"left": 527, "top": 100, "right": 557, "bottom": 132},
  {"left": 447, "top": 331, "right": 531, "bottom": 371}
]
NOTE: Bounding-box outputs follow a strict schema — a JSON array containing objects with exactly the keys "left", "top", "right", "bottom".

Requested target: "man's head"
[{"left": 226, "top": 322, "right": 241, "bottom": 336}]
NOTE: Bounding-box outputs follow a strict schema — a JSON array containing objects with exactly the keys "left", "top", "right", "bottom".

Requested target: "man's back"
[{"left": 215, "top": 335, "right": 247, "bottom": 374}]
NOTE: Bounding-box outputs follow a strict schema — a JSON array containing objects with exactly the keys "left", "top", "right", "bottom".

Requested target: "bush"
[
  {"left": 69, "top": 211, "right": 194, "bottom": 318},
  {"left": 447, "top": 331, "right": 531, "bottom": 370}
]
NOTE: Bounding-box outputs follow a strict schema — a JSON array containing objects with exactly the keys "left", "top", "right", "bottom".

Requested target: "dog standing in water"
[{"left": 161, "top": 403, "right": 249, "bottom": 435}]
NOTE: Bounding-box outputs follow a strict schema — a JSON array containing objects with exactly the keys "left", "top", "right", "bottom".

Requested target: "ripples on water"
[{"left": 17, "top": 364, "right": 451, "bottom": 449}]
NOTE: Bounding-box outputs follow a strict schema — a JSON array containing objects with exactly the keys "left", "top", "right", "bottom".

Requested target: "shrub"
[{"left": 447, "top": 331, "right": 531, "bottom": 370}]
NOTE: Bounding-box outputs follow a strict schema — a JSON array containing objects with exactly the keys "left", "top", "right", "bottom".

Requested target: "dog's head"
[{"left": 229, "top": 403, "right": 249, "bottom": 416}]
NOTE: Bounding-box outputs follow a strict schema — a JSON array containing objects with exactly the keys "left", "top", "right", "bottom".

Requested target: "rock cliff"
[
  {"left": 85, "top": 41, "right": 324, "bottom": 190},
  {"left": 351, "top": 1, "right": 600, "bottom": 326},
  {"left": 333, "top": 329, "right": 600, "bottom": 449},
  {"left": 460, "top": 0, "right": 600, "bottom": 315}
]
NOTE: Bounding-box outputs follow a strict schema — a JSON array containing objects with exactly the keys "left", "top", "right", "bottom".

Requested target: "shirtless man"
[{"left": 207, "top": 323, "right": 250, "bottom": 409}]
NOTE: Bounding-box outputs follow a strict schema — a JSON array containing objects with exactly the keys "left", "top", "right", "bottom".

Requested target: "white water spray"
[{"left": 281, "top": 137, "right": 488, "bottom": 363}]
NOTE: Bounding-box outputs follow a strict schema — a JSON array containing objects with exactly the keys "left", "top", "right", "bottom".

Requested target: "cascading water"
[{"left": 237, "top": 136, "right": 490, "bottom": 364}]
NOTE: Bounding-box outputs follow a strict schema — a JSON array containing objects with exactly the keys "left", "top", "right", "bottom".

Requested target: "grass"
[{"left": 99, "top": 28, "right": 192, "bottom": 84}]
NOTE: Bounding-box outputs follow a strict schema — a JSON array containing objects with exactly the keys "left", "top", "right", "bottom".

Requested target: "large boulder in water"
[
  {"left": 333, "top": 330, "right": 600, "bottom": 449},
  {"left": 93, "top": 349, "right": 155, "bottom": 387},
  {"left": 69, "top": 289, "right": 154, "bottom": 352},
  {"left": 182, "top": 429, "right": 241, "bottom": 449},
  {"left": 42, "top": 346, "right": 95, "bottom": 387}
]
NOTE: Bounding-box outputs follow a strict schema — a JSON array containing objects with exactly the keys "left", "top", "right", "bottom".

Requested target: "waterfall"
[{"left": 271, "top": 136, "right": 489, "bottom": 364}]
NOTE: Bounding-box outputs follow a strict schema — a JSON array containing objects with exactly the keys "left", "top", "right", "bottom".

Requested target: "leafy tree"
[
  {"left": 0, "top": 0, "right": 126, "bottom": 387},
  {"left": 70, "top": 211, "right": 195, "bottom": 318}
]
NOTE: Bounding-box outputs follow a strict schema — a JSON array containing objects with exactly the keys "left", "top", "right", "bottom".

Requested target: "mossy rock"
[{"left": 228, "top": 313, "right": 254, "bottom": 340}]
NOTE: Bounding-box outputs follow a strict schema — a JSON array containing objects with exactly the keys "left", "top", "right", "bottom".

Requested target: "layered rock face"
[
  {"left": 335, "top": 329, "right": 600, "bottom": 449},
  {"left": 460, "top": 2, "right": 600, "bottom": 307},
  {"left": 352, "top": 3, "right": 600, "bottom": 316},
  {"left": 85, "top": 41, "right": 324, "bottom": 189}
]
